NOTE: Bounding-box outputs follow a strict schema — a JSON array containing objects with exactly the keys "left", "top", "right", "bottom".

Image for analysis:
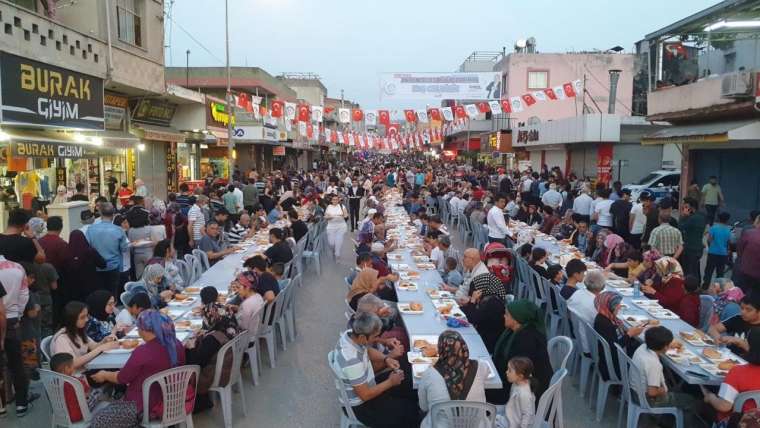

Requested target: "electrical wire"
[
  {"left": 583, "top": 64, "right": 634, "bottom": 114},
  {"left": 164, "top": 10, "right": 225, "bottom": 65}
]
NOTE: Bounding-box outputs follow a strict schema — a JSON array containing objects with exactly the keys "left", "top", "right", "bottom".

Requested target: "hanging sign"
[
  {"left": 273, "top": 146, "right": 286, "bottom": 156},
  {"left": 131, "top": 99, "right": 176, "bottom": 126}
]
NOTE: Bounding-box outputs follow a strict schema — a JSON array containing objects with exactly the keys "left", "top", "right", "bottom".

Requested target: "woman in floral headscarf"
[
  {"left": 27, "top": 216, "right": 47, "bottom": 239},
  {"left": 593, "top": 291, "right": 646, "bottom": 381},
  {"left": 187, "top": 286, "right": 241, "bottom": 413},
  {"left": 637, "top": 248, "right": 662, "bottom": 286},
  {"left": 640, "top": 257, "right": 686, "bottom": 313},
  {"left": 418, "top": 330, "right": 489, "bottom": 428},
  {"left": 90, "top": 309, "right": 188, "bottom": 426}
]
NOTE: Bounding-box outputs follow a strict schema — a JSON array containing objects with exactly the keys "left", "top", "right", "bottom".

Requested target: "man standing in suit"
[{"left": 347, "top": 181, "right": 364, "bottom": 231}]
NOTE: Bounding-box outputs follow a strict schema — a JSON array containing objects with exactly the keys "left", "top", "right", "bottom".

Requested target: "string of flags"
[{"left": 230, "top": 79, "right": 583, "bottom": 151}]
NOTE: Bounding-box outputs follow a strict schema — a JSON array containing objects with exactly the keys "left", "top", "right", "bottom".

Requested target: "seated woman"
[
  {"left": 51, "top": 301, "right": 119, "bottom": 372},
  {"left": 640, "top": 257, "right": 686, "bottom": 314},
  {"left": 186, "top": 287, "right": 241, "bottom": 413},
  {"left": 347, "top": 268, "right": 394, "bottom": 310},
  {"left": 593, "top": 291, "right": 646, "bottom": 381},
  {"left": 459, "top": 270, "right": 507, "bottom": 353},
  {"left": 126, "top": 264, "right": 173, "bottom": 308},
  {"left": 528, "top": 247, "right": 550, "bottom": 279},
  {"left": 487, "top": 300, "right": 552, "bottom": 405},
  {"left": 702, "top": 327, "right": 760, "bottom": 427},
  {"left": 90, "top": 310, "right": 188, "bottom": 426},
  {"left": 233, "top": 271, "right": 266, "bottom": 334},
  {"left": 85, "top": 290, "right": 123, "bottom": 343},
  {"left": 602, "top": 234, "right": 632, "bottom": 274},
  {"left": 147, "top": 239, "right": 185, "bottom": 292},
  {"left": 707, "top": 278, "right": 744, "bottom": 325},
  {"left": 418, "top": 330, "right": 489, "bottom": 428},
  {"left": 636, "top": 249, "right": 662, "bottom": 287}
]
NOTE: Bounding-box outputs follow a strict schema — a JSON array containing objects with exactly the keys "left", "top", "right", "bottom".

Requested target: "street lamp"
[{"left": 185, "top": 49, "right": 191, "bottom": 87}]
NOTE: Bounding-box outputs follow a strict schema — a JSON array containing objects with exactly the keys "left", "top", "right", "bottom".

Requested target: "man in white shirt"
[
  {"left": 567, "top": 270, "right": 605, "bottom": 325},
  {"left": 631, "top": 326, "right": 694, "bottom": 409},
  {"left": 487, "top": 195, "right": 510, "bottom": 244},
  {"left": 448, "top": 192, "right": 463, "bottom": 216},
  {"left": 592, "top": 188, "right": 614, "bottom": 230},
  {"left": 232, "top": 184, "right": 244, "bottom": 214},
  {"left": 187, "top": 195, "right": 206, "bottom": 248},
  {"left": 572, "top": 187, "right": 593, "bottom": 221},
  {"left": 541, "top": 183, "right": 563, "bottom": 210},
  {"left": 0, "top": 256, "right": 32, "bottom": 415}
]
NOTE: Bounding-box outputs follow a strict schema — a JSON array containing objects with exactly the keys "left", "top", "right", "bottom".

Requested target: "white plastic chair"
[
  {"left": 699, "top": 294, "right": 715, "bottom": 331},
  {"left": 257, "top": 291, "right": 287, "bottom": 368},
  {"left": 244, "top": 320, "right": 263, "bottom": 386},
  {"left": 283, "top": 274, "right": 301, "bottom": 341},
  {"left": 587, "top": 322, "right": 625, "bottom": 422},
  {"left": 174, "top": 259, "right": 192, "bottom": 288},
  {"left": 429, "top": 401, "right": 496, "bottom": 428},
  {"left": 140, "top": 364, "right": 200, "bottom": 428},
  {"left": 273, "top": 285, "right": 293, "bottom": 350},
  {"left": 40, "top": 369, "right": 93, "bottom": 427},
  {"left": 40, "top": 335, "right": 54, "bottom": 364},
  {"left": 532, "top": 368, "right": 568, "bottom": 428},
  {"left": 568, "top": 309, "right": 594, "bottom": 399},
  {"left": 327, "top": 350, "right": 367, "bottom": 428},
  {"left": 183, "top": 254, "right": 200, "bottom": 284},
  {"left": 120, "top": 291, "right": 132, "bottom": 307},
  {"left": 615, "top": 344, "right": 683, "bottom": 428},
  {"left": 301, "top": 230, "right": 322, "bottom": 276},
  {"left": 209, "top": 331, "right": 250, "bottom": 428},
  {"left": 546, "top": 285, "right": 569, "bottom": 338},
  {"left": 547, "top": 336, "right": 574, "bottom": 372},
  {"left": 192, "top": 249, "right": 211, "bottom": 272}
]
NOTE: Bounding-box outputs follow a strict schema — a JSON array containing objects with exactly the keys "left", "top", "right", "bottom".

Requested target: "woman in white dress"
[
  {"left": 324, "top": 193, "right": 348, "bottom": 259},
  {"left": 418, "top": 330, "right": 489, "bottom": 428}
]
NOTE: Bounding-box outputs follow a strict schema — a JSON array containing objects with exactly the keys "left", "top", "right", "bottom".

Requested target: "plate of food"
[
  {"left": 665, "top": 346, "right": 700, "bottom": 365},
  {"left": 616, "top": 288, "right": 635, "bottom": 297},
  {"left": 427, "top": 289, "right": 453, "bottom": 299},
  {"left": 168, "top": 294, "right": 196, "bottom": 306},
  {"left": 398, "top": 302, "right": 424, "bottom": 315},
  {"left": 105, "top": 338, "right": 142, "bottom": 353},
  {"left": 445, "top": 307, "right": 467, "bottom": 320},
  {"left": 391, "top": 263, "right": 410, "bottom": 271},
  {"left": 407, "top": 351, "right": 438, "bottom": 364},
  {"left": 388, "top": 253, "right": 405, "bottom": 261},
  {"left": 620, "top": 314, "right": 656, "bottom": 326},
  {"left": 416, "top": 263, "right": 437, "bottom": 271},
  {"left": 702, "top": 347, "right": 727, "bottom": 361},
  {"left": 411, "top": 337, "right": 439, "bottom": 357},
  {"left": 184, "top": 287, "right": 201, "bottom": 294},
  {"left": 412, "top": 255, "right": 430, "bottom": 263},
  {"left": 398, "top": 281, "right": 418, "bottom": 291},
  {"left": 607, "top": 280, "right": 631, "bottom": 289},
  {"left": 696, "top": 362, "right": 730, "bottom": 377},
  {"left": 174, "top": 319, "right": 203, "bottom": 331},
  {"left": 679, "top": 331, "right": 715, "bottom": 347},
  {"left": 648, "top": 309, "right": 679, "bottom": 319}
]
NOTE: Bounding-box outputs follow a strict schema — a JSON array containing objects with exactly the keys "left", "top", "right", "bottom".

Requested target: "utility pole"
[
  {"left": 225, "top": 0, "right": 234, "bottom": 180},
  {"left": 185, "top": 49, "right": 190, "bottom": 87}
]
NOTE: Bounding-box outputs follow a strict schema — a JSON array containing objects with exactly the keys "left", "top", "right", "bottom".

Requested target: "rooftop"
[{"left": 165, "top": 67, "right": 297, "bottom": 101}]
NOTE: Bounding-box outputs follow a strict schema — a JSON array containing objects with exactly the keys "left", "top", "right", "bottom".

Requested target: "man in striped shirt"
[{"left": 332, "top": 312, "right": 418, "bottom": 427}]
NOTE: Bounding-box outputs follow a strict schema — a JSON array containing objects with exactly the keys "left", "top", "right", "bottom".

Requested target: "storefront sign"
[
  {"left": 56, "top": 166, "right": 66, "bottom": 184},
  {"left": 166, "top": 143, "right": 178, "bottom": 193},
  {"left": 597, "top": 143, "right": 613, "bottom": 184},
  {"left": 131, "top": 99, "right": 176, "bottom": 126},
  {"left": 0, "top": 52, "right": 104, "bottom": 129},
  {"left": 273, "top": 146, "right": 286, "bottom": 156},
  {"left": 104, "top": 92, "right": 128, "bottom": 131},
  {"left": 264, "top": 126, "right": 278, "bottom": 141},
  {"left": 516, "top": 129, "right": 540, "bottom": 144},
  {"left": 11, "top": 141, "right": 101, "bottom": 158},
  {"left": 207, "top": 101, "right": 235, "bottom": 128}
]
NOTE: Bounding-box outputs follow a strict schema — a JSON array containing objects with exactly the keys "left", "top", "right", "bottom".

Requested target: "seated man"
[
  {"left": 198, "top": 221, "right": 234, "bottom": 265},
  {"left": 333, "top": 312, "right": 419, "bottom": 428},
  {"left": 708, "top": 292, "right": 760, "bottom": 358},
  {"left": 227, "top": 213, "right": 255, "bottom": 244}
]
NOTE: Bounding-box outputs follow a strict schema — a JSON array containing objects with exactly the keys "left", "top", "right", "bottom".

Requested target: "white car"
[{"left": 624, "top": 170, "right": 681, "bottom": 202}]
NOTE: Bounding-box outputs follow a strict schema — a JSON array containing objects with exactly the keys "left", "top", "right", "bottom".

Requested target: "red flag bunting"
[
  {"left": 499, "top": 99, "right": 512, "bottom": 113},
  {"left": 352, "top": 109, "right": 363, "bottom": 122},
  {"left": 404, "top": 109, "right": 417, "bottom": 123},
  {"left": 477, "top": 102, "right": 490, "bottom": 113},
  {"left": 454, "top": 105, "right": 467, "bottom": 119},
  {"left": 378, "top": 110, "right": 390, "bottom": 126},
  {"left": 563, "top": 82, "right": 576, "bottom": 97},
  {"left": 270, "top": 100, "right": 284, "bottom": 118},
  {"left": 521, "top": 93, "right": 537, "bottom": 106},
  {"left": 429, "top": 108, "right": 442, "bottom": 121},
  {"left": 543, "top": 88, "right": 557, "bottom": 100},
  {"left": 297, "top": 104, "right": 310, "bottom": 122}
]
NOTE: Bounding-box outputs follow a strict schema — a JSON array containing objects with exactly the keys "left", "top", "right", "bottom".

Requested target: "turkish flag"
[
  {"left": 404, "top": 109, "right": 417, "bottom": 123},
  {"left": 477, "top": 102, "right": 490, "bottom": 113},
  {"left": 259, "top": 105, "right": 268, "bottom": 117},
  {"left": 521, "top": 94, "right": 537, "bottom": 106},
  {"left": 331, "top": 129, "right": 338, "bottom": 144},
  {"left": 307, "top": 123, "right": 314, "bottom": 139},
  {"left": 499, "top": 99, "right": 512, "bottom": 113},
  {"left": 378, "top": 110, "right": 390, "bottom": 126},
  {"left": 352, "top": 109, "right": 363, "bottom": 122},
  {"left": 324, "top": 106, "right": 336, "bottom": 115},
  {"left": 563, "top": 82, "right": 577, "bottom": 97},
  {"left": 428, "top": 108, "right": 442, "bottom": 121},
  {"left": 454, "top": 105, "right": 467, "bottom": 118},
  {"left": 270, "top": 100, "right": 284, "bottom": 118},
  {"left": 387, "top": 123, "right": 400, "bottom": 138},
  {"left": 543, "top": 88, "right": 557, "bottom": 100},
  {"left": 342, "top": 132, "right": 349, "bottom": 145},
  {"left": 297, "top": 104, "right": 310, "bottom": 122}
]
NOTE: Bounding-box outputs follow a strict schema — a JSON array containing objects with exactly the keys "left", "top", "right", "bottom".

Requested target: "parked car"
[{"left": 623, "top": 169, "right": 681, "bottom": 202}]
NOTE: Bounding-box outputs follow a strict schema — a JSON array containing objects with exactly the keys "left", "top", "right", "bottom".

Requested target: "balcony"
[
  {"left": 646, "top": 74, "right": 754, "bottom": 122},
  {"left": 0, "top": 0, "right": 107, "bottom": 79}
]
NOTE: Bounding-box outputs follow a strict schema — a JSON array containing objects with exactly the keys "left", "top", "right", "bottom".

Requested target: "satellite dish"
[
  {"left": 527, "top": 116, "right": 541, "bottom": 126},
  {"left": 526, "top": 37, "right": 536, "bottom": 46},
  {"left": 515, "top": 39, "right": 527, "bottom": 48}
]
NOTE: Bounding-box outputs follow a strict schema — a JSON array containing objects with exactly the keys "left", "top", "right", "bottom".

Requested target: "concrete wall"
[
  {"left": 698, "top": 38, "right": 760, "bottom": 75},
  {"left": 647, "top": 77, "right": 733, "bottom": 116},
  {"left": 499, "top": 53, "right": 635, "bottom": 124}
]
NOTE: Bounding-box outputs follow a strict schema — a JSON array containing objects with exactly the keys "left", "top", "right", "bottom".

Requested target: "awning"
[
  {"left": 131, "top": 123, "right": 186, "bottom": 143},
  {"left": 641, "top": 120, "right": 760, "bottom": 145}
]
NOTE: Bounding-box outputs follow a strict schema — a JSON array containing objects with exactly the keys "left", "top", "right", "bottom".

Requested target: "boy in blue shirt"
[
  {"left": 704, "top": 212, "right": 732, "bottom": 288},
  {"left": 440, "top": 257, "right": 463, "bottom": 288}
]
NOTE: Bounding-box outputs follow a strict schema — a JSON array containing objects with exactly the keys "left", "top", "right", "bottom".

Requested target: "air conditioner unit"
[{"left": 721, "top": 70, "right": 752, "bottom": 98}]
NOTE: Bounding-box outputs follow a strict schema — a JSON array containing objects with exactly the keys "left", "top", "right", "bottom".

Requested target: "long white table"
[
  {"left": 529, "top": 230, "right": 740, "bottom": 386},
  {"left": 384, "top": 205, "right": 503, "bottom": 389},
  {"left": 85, "top": 232, "right": 277, "bottom": 370}
]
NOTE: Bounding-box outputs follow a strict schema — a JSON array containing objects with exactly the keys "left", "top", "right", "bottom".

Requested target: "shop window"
[
  {"left": 117, "top": 0, "right": 142, "bottom": 47},
  {"left": 527, "top": 71, "right": 548, "bottom": 89}
]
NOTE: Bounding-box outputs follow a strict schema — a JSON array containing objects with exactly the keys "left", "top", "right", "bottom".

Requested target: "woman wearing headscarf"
[
  {"left": 125, "top": 264, "right": 172, "bottom": 308},
  {"left": 459, "top": 262, "right": 507, "bottom": 353},
  {"left": 593, "top": 291, "right": 646, "bottom": 381},
  {"left": 27, "top": 217, "right": 47, "bottom": 239},
  {"left": 90, "top": 310, "right": 188, "bottom": 427},
  {"left": 640, "top": 257, "right": 686, "bottom": 313},
  {"left": 66, "top": 229, "right": 106, "bottom": 301},
  {"left": 707, "top": 278, "right": 744, "bottom": 325},
  {"left": 347, "top": 268, "right": 386, "bottom": 311},
  {"left": 53, "top": 185, "right": 68, "bottom": 204},
  {"left": 589, "top": 228, "right": 610, "bottom": 266},
  {"left": 488, "top": 300, "right": 552, "bottom": 404},
  {"left": 85, "top": 290, "right": 120, "bottom": 342},
  {"left": 186, "top": 292, "right": 241, "bottom": 413},
  {"left": 637, "top": 248, "right": 662, "bottom": 286},
  {"left": 602, "top": 233, "right": 632, "bottom": 275},
  {"left": 418, "top": 330, "right": 489, "bottom": 428}
]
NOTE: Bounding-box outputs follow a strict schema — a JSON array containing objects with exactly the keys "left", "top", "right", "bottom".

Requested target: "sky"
[{"left": 166, "top": 0, "right": 719, "bottom": 109}]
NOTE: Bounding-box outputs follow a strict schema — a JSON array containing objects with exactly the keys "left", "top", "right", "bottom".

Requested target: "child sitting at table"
[
  {"left": 495, "top": 357, "right": 536, "bottom": 428},
  {"left": 441, "top": 257, "right": 463, "bottom": 289},
  {"left": 51, "top": 352, "right": 101, "bottom": 423},
  {"left": 268, "top": 262, "right": 289, "bottom": 289},
  {"left": 676, "top": 275, "right": 701, "bottom": 328},
  {"left": 631, "top": 326, "right": 695, "bottom": 411}
]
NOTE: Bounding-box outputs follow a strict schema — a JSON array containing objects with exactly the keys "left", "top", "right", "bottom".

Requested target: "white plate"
[
  {"left": 696, "top": 362, "right": 730, "bottom": 377},
  {"left": 398, "top": 281, "right": 419, "bottom": 291},
  {"left": 398, "top": 303, "right": 424, "bottom": 315},
  {"left": 678, "top": 331, "right": 716, "bottom": 347},
  {"left": 607, "top": 280, "right": 631, "bottom": 288},
  {"left": 427, "top": 289, "right": 453, "bottom": 299},
  {"left": 632, "top": 299, "right": 662, "bottom": 308},
  {"left": 648, "top": 309, "right": 679, "bottom": 319},
  {"left": 412, "top": 363, "right": 430, "bottom": 378},
  {"left": 391, "top": 263, "right": 410, "bottom": 271},
  {"left": 616, "top": 288, "right": 634, "bottom": 296},
  {"left": 411, "top": 335, "right": 440, "bottom": 351},
  {"left": 407, "top": 351, "right": 438, "bottom": 364}
]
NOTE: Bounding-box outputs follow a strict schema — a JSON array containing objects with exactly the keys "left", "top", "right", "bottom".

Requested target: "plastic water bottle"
[{"left": 633, "top": 280, "right": 641, "bottom": 298}]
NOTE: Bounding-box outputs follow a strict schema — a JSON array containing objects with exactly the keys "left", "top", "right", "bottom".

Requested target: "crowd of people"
[{"left": 1, "top": 155, "right": 758, "bottom": 427}]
